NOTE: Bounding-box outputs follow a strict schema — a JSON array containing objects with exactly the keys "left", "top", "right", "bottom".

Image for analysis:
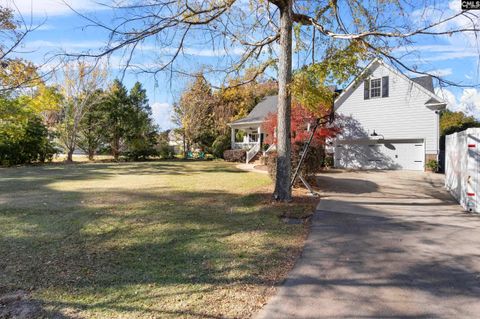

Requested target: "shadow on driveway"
[{"left": 257, "top": 171, "right": 480, "bottom": 318}]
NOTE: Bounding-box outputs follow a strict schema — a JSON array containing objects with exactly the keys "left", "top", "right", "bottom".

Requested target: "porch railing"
[
  {"left": 233, "top": 142, "right": 258, "bottom": 150},
  {"left": 246, "top": 142, "right": 261, "bottom": 164},
  {"left": 264, "top": 144, "right": 276, "bottom": 155}
]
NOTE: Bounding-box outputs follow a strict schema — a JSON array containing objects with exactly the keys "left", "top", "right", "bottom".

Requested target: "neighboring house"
[
  {"left": 228, "top": 95, "right": 277, "bottom": 162},
  {"left": 229, "top": 58, "right": 446, "bottom": 170},
  {"left": 334, "top": 58, "right": 446, "bottom": 171},
  {"left": 168, "top": 129, "right": 184, "bottom": 154}
]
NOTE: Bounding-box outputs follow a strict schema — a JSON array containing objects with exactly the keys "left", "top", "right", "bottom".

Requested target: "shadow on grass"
[
  {"left": 0, "top": 161, "right": 245, "bottom": 189},
  {"left": 0, "top": 162, "right": 308, "bottom": 318}
]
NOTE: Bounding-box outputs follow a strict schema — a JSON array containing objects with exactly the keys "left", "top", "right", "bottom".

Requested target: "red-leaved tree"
[
  {"left": 262, "top": 101, "right": 339, "bottom": 147},
  {"left": 262, "top": 101, "right": 340, "bottom": 184}
]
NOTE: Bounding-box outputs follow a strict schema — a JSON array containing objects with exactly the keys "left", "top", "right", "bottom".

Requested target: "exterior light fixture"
[{"left": 370, "top": 130, "right": 384, "bottom": 140}]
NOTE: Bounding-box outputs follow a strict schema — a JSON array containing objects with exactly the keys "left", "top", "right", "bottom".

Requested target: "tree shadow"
[
  {"left": 0, "top": 162, "right": 308, "bottom": 318},
  {"left": 333, "top": 115, "right": 403, "bottom": 170},
  {"left": 259, "top": 201, "right": 480, "bottom": 318},
  {"left": 315, "top": 175, "right": 379, "bottom": 194}
]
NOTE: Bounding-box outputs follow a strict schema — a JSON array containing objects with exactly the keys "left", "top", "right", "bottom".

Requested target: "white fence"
[{"left": 445, "top": 128, "right": 480, "bottom": 213}]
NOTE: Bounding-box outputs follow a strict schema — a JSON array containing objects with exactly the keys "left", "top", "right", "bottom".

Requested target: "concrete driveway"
[{"left": 256, "top": 171, "right": 480, "bottom": 319}]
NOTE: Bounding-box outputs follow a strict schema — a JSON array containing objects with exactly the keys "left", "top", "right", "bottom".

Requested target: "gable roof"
[
  {"left": 334, "top": 58, "right": 446, "bottom": 108},
  {"left": 411, "top": 76, "right": 434, "bottom": 93},
  {"left": 229, "top": 95, "right": 278, "bottom": 126}
]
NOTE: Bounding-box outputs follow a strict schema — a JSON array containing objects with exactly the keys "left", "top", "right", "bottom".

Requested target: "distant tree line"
[
  {"left": 440, "top": 110, "right": 480, "bottom": 137},
  {"left": 1, "top": 64, "right": 158, "bottom": 165}
]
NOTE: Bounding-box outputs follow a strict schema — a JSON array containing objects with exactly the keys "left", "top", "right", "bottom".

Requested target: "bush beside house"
[
  {"left": 266, "top": 144, "right": 325, "bottom": 186},
  {"left": 223, "top": 149, "right": 246, "bottom": 162}
]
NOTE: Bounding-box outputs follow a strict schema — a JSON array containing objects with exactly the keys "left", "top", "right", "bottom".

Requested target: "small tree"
[
  {"left": 177, "top": 75, "right": 216, "bottom": 151},
  {"left": 56, "top": 61, "right": 106, "bottom": 162},
  {"left": 171, "top": 103, "right": 188, "bottom": 158},
  {"left": 263, "top": 100, "right": 339, "bottom": 182},
  {"left": 0, "top": 97, "right": 56, "bottom": 165},
  {"left": 123, "top": 82, "right": 158, "bottom": 160},
  {"left": 101, "top": 79, "right": 132, "bottom": 160},
  {"left": 77, "top": 89, "right": 107, "bottom": 160}
]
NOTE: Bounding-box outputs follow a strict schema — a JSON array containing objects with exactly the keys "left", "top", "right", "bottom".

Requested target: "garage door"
[{"left": 335, "top": 139, "right": 425, "bottom": 170}]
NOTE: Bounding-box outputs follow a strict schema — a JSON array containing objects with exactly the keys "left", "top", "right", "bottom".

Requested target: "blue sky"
[{"left": 4, "top": 0, "right": 480, "bottom": 128}]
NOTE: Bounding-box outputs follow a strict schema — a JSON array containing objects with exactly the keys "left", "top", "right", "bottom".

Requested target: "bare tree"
[
  {"left": 56, "top": 61, "right": 106, "bottom": 162},
  {"left": 0, "top": 5, "right": 28, "bottom": 63},
  {"left": 66, "top": 0, "right": 479, "bottom": 200},
  {"left": 0, "top": 3, "right": 52, "bottom": 93}
]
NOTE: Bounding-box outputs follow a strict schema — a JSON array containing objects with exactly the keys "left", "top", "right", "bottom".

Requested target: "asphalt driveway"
[{"left": 256, "top": 171, "right": 480, "bottom": 319}]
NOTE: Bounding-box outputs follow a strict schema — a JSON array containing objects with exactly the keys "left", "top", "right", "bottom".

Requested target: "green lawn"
[{"left": 0, "top": 161, "right": 312, "bottom": 318}]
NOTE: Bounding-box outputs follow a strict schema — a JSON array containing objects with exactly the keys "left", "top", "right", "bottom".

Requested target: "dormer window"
[{"left": 364, "top": 76, "right": 389, "bottom": 99}]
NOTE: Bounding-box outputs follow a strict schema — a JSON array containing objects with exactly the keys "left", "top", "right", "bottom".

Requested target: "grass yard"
[{"left": 0, "top": 161, "right": 314, "bottom": 318}]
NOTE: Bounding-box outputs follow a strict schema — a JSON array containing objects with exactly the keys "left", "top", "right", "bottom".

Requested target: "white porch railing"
[
  {"left": 264, "top": 144, "right": 276, "bottom": 155},
  {"left": 233, "top": 142, "right": 258, "bottom": 150},
  {"left": 246, "top": 142, "right": 261, "bottom": 164}
]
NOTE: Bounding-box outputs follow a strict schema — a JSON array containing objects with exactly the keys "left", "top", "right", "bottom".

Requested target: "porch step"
[{"left": 250, "top": 153, "right": 263, "bottom": 165}]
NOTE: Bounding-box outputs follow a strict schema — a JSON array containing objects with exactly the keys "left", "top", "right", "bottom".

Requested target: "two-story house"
[
  {"left": 229, "top": 58, "right": 446, "bottom": 170},
  {"left": 333, "top": 58, "right": 446, "bottom": 170}
]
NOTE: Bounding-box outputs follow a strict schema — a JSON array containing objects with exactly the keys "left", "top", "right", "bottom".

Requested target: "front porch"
[
  {"left": 229, "top": 123, "right": 269, "bottom": 163},
  {"left": 230, "top": 124, "right": 264, "bottom": 150},
  {"left": 227, "top": 96, "right": 278, "bottom": 163}
]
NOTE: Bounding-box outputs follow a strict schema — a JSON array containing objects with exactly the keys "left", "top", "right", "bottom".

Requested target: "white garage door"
[{"left": 335, "top": 139, "right": 425, "bottom": 171}]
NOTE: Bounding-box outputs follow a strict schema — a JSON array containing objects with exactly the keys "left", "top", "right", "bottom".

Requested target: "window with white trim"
[{"left": 370, "top": 78, "right": 381, "bottom": 98}]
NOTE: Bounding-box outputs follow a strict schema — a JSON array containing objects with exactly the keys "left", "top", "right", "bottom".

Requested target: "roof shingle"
[
  {"left": 411, "top": 76, "right": 434, "bottom": 93},
  {"left": 230, "top": 95, "right": 278, "bottom": 125}
]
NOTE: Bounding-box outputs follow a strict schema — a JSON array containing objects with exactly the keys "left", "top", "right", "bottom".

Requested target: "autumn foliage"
[
  {"left": 262, "top": 100, "right": 339, "bottom": 147},
  {"left": 262, "top": 100, "right": 340, "bottom": 183}
]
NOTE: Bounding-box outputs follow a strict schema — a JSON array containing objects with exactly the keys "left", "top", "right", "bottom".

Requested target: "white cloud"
[
  {"left": 13, "top": 22, "right": 56, "bottom": 34},
  {"left": 437, "top": 88, "right": 480, "bottom": 119},
  {"left": 406, "top": 1, "right": 480, "bottom": 63},
  {"left": 137, "top": 44, "right": 245, "bottom": 57},
  {"left": 446, "top": 0, "right": 480, "bottom": 49},
  {"left": 34, "top": 24, "right": 55, "bottom": 31},
  {"left": 179, "top": 47, "right": 245, "bottom": 57},
  {"left": 411, "top": 0, "right": 480, "bottom": 48},
  {"left": 430, "top": 68, "right": 453, "bottom": 77},
  {"left": 459, "top": 88, "right": 480, "bottom": 118},
  {"left": 151, "top": 102, "right": 175, "bottom": 131},
  {"left": 436, "top": 88, "right": 458, "bottom": 109},
  {"left": 23, "top": 39, "right": 108, "bottom": 50},
  {"left": 4, "top": 0, "right": 108, "bottom": 17}
]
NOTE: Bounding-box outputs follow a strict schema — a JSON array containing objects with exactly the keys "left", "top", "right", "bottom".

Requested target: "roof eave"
[
  {"left": 425, "top": 103, "right": 447, "bottom": 111},
  {"left": 228, "top": 120, "right": 263, "bottom": 127}
]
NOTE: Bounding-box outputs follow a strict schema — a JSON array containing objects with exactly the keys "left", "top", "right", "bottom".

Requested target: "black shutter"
[
  {"left": 364, "top": 80, "right": 370, "bottom": 100},
  {"left": 382, "top": 76, "right": 389, "bottom": 97}
]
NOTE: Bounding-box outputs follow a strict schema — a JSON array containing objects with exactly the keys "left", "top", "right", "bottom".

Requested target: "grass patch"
[{"left": 0, "top": 161, "right": 314, "bottom": 318}]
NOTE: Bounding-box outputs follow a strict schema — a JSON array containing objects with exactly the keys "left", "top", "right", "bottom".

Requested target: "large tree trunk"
[
  {"left": 88, "top": 149, "right": 95, "bottom": 161},
  {"left": 112, "top": 136, "right": 120, "bottom": 161},
  {"left": 274, "top": 0, "right": 293, "bottom": 201},
  {"left": 66, "top": 148, "right": 74, "bottom": 163},
  {"left": 183, "top": 132, "right": 187, "bottom": 159}
]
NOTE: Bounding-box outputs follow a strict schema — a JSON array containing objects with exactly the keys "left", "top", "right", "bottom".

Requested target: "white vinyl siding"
[{"left": 335, "top": 62, "right": 440, "bottom": 154}]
